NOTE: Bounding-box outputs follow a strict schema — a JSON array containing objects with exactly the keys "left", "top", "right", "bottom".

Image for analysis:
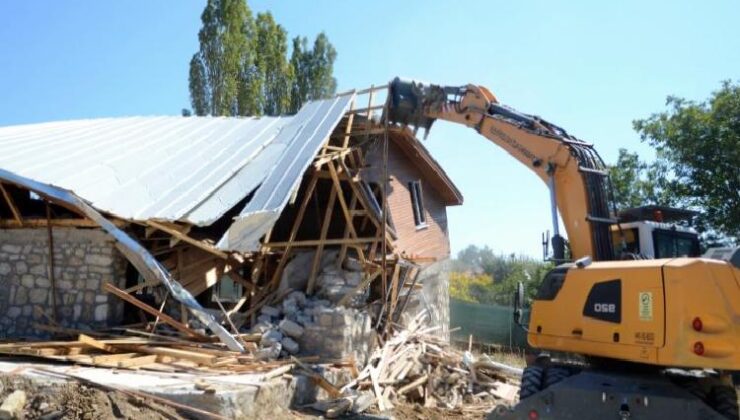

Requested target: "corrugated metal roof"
[
  {"left": 0, "top": 94, "right": 355, "bottom": 251},
  {"left": 218, "top": 94, "right": 355, "bottom": 252},
  {"left": 0, "top": 115, "right": 289, "bottom": 225}
]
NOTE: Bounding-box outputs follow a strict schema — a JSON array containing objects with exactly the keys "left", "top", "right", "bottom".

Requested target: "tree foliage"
[
  {"left": 632, "top": 81, "right": 739, "bottom": 240},
  {"left": 609, "top": 81, "right": 739, "bottom": 242},
  {"left": 189, "top": 0, "right": 337, "bottom": 117},
  {"left": 450, "top": 245, "right": 552, "bottom": 306},
  {"left": 289, "top": 33, "right": 337, "bottom": 113},
  {"left": 608, "top": 148, "right": 673, "bottom": 209}
]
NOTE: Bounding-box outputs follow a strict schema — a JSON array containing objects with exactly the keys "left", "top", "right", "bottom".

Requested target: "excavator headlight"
[
  {"left": 692, "top": 317, "right": 703, "bottom": 332},
  {"left": 693, "top": 341, "right": 705, "bottom": 356}
]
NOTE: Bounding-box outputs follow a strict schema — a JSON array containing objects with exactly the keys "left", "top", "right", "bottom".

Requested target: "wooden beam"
[
  {"left": 264, "top": 237, "right": 381, "bottom": 248},
  {"left": 45, "top": 203, "right": 58, "bottom": 325},
  {"left": 78, "top": 334, "right": 115, "bottom": 353},
  {"left": 366, "top": 85, "right": 376, "bottom": 129},
  {"left": 0, "top": 183, "right": 22, "bottom": 225},
  {"left": 147, "top": 220, "right": 228, "bottom": 260},
  {"left": 342, "top": 100, "right": 355, "bottom": 149},
  {"left": 337, "top": 194, "right": 358, "bottom": 266},
  {"left": 327, "top": 161, "right": 365, "bottom": 262},
  {"left": 267, "top": 173, "right": 319, "bottom": 294},
  {"left": 117, "top": 354, "right": 158, "bottom": 368},
  {"left": 307, "top": 185, "right": 337, "bottom": 295},
  {"left": 103, "top": 282, "right": 209, "bottom": 341},
  {"left": 387, "top": 263, "right": 402, "bottom": 322}
]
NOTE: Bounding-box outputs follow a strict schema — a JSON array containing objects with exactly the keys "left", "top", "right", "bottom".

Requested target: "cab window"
[
  {"left": 652, "top": 230, "right": 700, "bottom": 258},
  {"left": 612, "top": 228, "right": 640, "bottom": 255}
]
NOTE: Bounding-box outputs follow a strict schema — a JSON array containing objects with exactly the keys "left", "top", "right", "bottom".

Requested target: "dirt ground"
[{"left": 0, "top": 375, "right": 184, "bottom": 420}]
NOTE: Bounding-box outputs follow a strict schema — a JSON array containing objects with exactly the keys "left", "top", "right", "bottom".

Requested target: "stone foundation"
[
  {"left": 0, "top": 228, "right": 128, "bottom": 338},
  {"left": 299, "top": 306, "right": 374, "bottom": 365}
]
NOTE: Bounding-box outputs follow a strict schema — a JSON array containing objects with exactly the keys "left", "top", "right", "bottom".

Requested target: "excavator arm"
[{"left": 386, "top": 78, "right": 616, "bottom": 261}]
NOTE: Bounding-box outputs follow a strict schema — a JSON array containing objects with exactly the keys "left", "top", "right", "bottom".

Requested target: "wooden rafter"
[
  {"left": 307, "top": 185, "right": 338, "bottom": 295},
  {"left": 266, "top": 173, "right": 320, "bottom": 293},
  {"left": 327, "top": 161, "right": 366, "bottom": 262},
  {"left": 0, "top": 183, "right": 22, "bottom": 225},
  {"left": 146, "top": 220, "right": 228, "bottom": 260}
]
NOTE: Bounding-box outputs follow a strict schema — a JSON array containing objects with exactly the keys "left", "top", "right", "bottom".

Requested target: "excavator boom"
[{"left": 387, "top": 78, "right": 616, "bottom": 261}]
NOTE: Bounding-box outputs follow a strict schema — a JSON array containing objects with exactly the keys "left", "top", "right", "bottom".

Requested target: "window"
[
  {"left": 212, "top": 275, "right": 243, "bottom": 303},
  {"left": 652, "top": 229, "right": 701, "bottom": 258},
  {"left": 408, "top": 180, "right": 427, "bottom": 228},
  {"left": 612, "top": 228, "right": 640, "bottom": 255}
]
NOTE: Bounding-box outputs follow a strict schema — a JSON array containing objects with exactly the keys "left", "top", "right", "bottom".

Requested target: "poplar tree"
[
  {"left": 289, "top": 33, "right": 337, "bottom": 113},
  {"left": 188, "top": 0, "right": 337, "bottom": 117}
]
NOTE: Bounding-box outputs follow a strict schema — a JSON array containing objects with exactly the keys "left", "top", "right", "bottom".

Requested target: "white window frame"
[{"left": 408, "top": 180, "right": 427, "bottom": 229}]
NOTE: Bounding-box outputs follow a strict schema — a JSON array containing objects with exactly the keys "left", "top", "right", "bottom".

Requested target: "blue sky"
[{"left": 1, "top": 1, "right": 738, "bottom": 257}]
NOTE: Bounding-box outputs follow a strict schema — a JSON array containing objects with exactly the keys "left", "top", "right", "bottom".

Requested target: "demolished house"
[
  {"left": 0, "top": 87, "right": 461, "bottom": 365},
  {"left": 0, "top": 88, "right": 524, "bottom": 417}
]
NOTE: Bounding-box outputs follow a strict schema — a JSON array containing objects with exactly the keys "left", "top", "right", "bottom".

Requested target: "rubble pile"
[
  {"left": 306, "top": 310, "right": 521, "bottom": 417},
  {"left": 249, "top": 254, "right": 373, "bottom": 361}
]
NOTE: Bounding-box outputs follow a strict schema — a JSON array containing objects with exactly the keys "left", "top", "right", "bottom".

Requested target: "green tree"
[
  {"left": 189, "top": 1, "right": 337, "bottom": 117},
  {"left": 189, "top": 0, "right": 256, "bottom": 116},
  {"left": 289, "top": 33, "right": 337, "bottom": 113},
  {"left": 608, "top": 148, "right": 674, "bottom": 210},
  {"left": 632, "top": 81, "right": 740, "bottom": 240},
  {"left": 450, "top": 245, "right": 552, "bottom": 305},
  {"left": 255, "top": 13, "right": 292, "bottom": 115}
]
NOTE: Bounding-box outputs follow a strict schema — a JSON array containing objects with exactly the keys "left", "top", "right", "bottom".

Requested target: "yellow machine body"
[{"left": 528, "top": 258, "right": 740, "bottom": 370}]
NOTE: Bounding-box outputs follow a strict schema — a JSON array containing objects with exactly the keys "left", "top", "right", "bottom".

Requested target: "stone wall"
[
  {"left": 0, "top": 228, "right": 128, "bottom": 338},
  {"left": 299, "top": 306, "right": 374, "bottom": 365}
]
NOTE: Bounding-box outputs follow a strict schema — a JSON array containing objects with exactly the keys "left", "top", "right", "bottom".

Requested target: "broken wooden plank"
[
  {"left": 147, "top": 220, "right": 228, "bottom": 259},
  {"left": 127, "top": 346, "right": 219, "bottom": 366},
  {"left": 291, "top": 356, "right": 342, "bottom": 399},
  {"left": 103, "top": 282, "right": 209, "bottom": 341},
  {"left": 78, "top": 334, "right": 115, "bottom": 353},
  {"left": 397, "top": 374, "right": 429, "bottom": 395},
  {"left": 117, "top": 355, "right": 158, "bottom": 369}
]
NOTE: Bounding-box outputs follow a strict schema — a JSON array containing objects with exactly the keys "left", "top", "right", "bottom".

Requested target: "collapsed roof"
[
  {"left": 0, "top": 91, "right": 464, "bottom": 255},
  {"left": 0, "top": 94, "right": 354, "bottom": 252}
]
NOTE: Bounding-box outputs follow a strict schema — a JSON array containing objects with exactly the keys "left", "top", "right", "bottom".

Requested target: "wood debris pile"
[
  {"left": 0, "top": 329, "right": 309, "bottom": 375},
  {"left": 307, "top": 310, "right": 521, "bottom": 417}
]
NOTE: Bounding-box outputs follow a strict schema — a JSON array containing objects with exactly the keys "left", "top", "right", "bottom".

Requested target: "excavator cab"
[{"left": 612, "top": 205, "right": 701, "bottom": 259}]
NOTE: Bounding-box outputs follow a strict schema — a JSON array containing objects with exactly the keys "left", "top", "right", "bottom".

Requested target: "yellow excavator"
[{"left": 386, "top": 78, "right": 739, "bottom": 419}]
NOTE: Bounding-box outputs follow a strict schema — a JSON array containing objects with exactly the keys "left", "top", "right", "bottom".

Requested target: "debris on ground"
[
  {"left": 0, "top": 374, "right": 183, "bottom": 420},
  {"left": 302, "top": 310, "right": 521, "bottom": 418}
]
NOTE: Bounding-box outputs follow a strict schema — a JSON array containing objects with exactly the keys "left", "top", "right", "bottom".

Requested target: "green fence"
[{"left": 449, "top": 298, "right": 529, "bottom": 349}]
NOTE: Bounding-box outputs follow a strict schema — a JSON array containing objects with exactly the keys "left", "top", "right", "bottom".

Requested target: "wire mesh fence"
[{"left": 449, "top": 298, "right": 530, "bottom": 350}]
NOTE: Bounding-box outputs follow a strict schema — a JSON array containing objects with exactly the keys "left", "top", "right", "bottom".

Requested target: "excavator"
[{"left": 386, "top": 78, "right": 739, "bottom": 419}]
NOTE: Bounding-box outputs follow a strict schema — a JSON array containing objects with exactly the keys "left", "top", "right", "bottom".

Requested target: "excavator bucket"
[{"left": 386, "top": 77, "right": 444, "bottom": 138}]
